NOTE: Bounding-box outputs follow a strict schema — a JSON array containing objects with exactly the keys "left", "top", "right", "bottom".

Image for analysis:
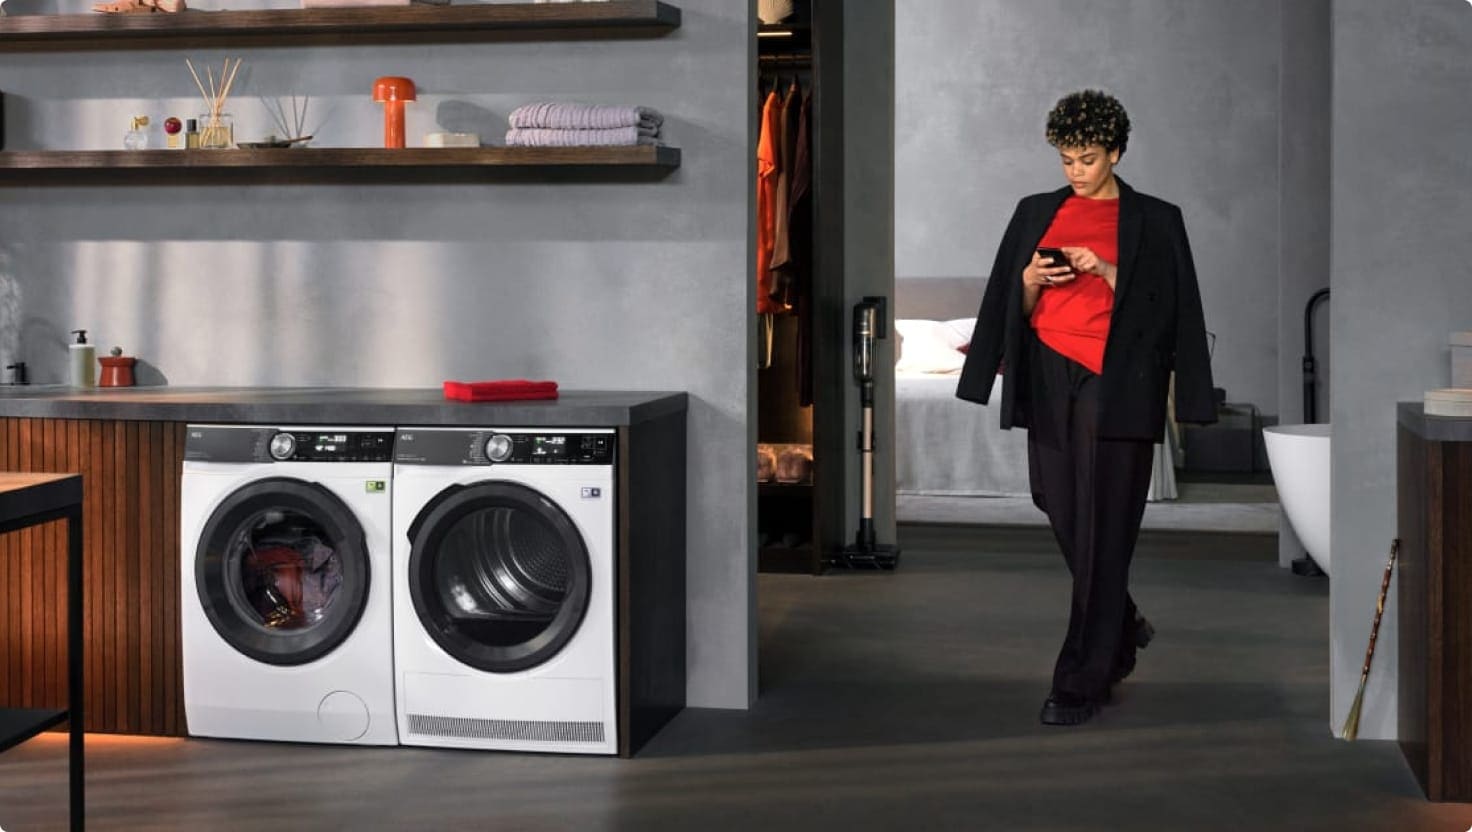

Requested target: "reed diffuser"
[{"left": 186, "top": 57, "right": 242, "bottom": 149}]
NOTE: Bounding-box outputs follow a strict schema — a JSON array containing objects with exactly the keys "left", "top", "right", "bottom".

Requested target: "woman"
[{"left": 956, "top": 90, "right": 1217, "bottom": 726}]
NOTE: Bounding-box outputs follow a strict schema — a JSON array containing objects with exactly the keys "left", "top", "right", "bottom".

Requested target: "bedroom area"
[
  {"left": 888, "top": 6, "right": 1299, "bottom": 558},
  {"left": 891, "top": 281, "right": 1282, "bottom": 546}
]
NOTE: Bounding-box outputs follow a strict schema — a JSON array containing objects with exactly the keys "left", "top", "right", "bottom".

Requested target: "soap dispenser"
[{"left": 69, "top": 329, "right": 95, "bottom": 388}]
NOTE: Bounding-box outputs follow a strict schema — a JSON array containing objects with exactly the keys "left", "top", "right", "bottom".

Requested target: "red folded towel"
[{"left": 443, "top": 380, "right": 560, "bottom": 402}]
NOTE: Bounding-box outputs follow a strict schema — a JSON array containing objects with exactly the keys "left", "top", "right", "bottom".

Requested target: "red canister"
[{"left": 98, "top": 347, "right": 136, "bottom": 387}]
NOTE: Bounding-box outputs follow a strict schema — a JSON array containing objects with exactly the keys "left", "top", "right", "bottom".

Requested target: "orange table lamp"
[{"left": 372, "top": 76, "right": 417, "bottom": 149}]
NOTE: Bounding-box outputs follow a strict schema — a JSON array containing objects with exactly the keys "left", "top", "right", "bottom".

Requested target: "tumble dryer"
[
  {"left": 391, "top": 427, "right": 617, "bottom": 754},
  {"left": 181, "top": 425, "right": 397, "bottom": 745}
]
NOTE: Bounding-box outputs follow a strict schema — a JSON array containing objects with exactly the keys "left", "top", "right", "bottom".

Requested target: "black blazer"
[{"left": 956, "top": 178, "right": 1217, "bottom": 442}]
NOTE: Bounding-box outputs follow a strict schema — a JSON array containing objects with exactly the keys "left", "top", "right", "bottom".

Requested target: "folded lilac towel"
[
  {"left": 508, "top": 102, "right": 664, "bottom": 130},
  {"left": 505, "top": 126, "right": 661, "bottom": 147}
]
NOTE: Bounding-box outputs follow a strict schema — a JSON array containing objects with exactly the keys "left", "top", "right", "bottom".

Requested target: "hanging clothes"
[
  {"left": 784, "top": 88, "right": 815, "bottom": 405},
  {"left": 768, "top": 79, "right": 801, "bottom": 312},
  {"left": 756, "top": 89, "right": 783, "bottom": 316}
]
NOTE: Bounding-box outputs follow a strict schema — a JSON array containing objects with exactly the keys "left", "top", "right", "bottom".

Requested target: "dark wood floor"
[{"left": 3, "top": 524, "right": 1469, "bottom": 831}]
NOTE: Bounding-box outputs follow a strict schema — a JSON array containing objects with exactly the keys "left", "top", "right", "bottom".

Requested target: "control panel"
[
  {"left": 185, "top": 426, "right": 395, "bottom": 463},
  {"left": 395, "top": 429, "right": 615, "bottom": 466},
  {"left": 272, "top": 430, "right": 395, "bottom": 462}
]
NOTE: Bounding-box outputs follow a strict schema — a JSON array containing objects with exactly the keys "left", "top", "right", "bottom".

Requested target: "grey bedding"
[{"left": 896, "top": 373, "right": 1031, "bottom": 496}]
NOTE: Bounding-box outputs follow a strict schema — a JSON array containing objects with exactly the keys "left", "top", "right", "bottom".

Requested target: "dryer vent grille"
[{"left": 407, "top": 714, "right": 606, "bottom": 744}]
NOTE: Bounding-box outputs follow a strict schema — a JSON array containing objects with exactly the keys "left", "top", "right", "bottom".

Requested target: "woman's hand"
[
  {"left": 1023, "top": 251, "right": 1076, "bottom": 289},
  {"left": 1061, "top": 246, "right": 1118, "bottom": 288}
]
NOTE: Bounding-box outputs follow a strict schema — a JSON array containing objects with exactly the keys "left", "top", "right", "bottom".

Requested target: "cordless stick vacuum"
[{"left": 838, "top": 297, "right": 900, "bottom": 570}]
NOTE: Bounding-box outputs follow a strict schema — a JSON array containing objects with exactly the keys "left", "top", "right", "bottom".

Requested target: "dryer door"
[
  {"left": 196, "top": 477, "right": 370, "bottom": 666},
  {"left": 407, "top": 481, "right": 592, "bottom": 674}
]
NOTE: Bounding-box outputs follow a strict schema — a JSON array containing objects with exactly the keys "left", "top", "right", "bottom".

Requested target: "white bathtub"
[{"left": 1262, "top": 424, "right": 1331, "bottom": 573}]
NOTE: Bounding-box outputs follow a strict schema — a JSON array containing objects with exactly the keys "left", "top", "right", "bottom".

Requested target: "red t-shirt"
[{"left": 1030, "top": 195, "right": 1120, "bottom": 374}]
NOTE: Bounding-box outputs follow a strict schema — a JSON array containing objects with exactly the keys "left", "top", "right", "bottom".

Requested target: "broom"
[{"left": 1341, "top": 538, "right": 1400, "bottom": 740}]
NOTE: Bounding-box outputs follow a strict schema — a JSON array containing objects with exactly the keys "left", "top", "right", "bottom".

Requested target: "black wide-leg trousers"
[{"left": 1026, "top": 338, "right": 1156, "bottom": 701}]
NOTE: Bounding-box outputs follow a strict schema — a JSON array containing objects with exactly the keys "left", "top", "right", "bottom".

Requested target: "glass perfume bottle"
[{"left": 123, "top": 115, "right": 150, "bottom": 150}]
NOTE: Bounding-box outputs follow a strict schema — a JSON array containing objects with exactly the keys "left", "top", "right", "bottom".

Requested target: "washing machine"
[
  {"left": 181, "top": 424, "right": 398, "bottom": 745},
  {"left": 392, "top": 427, "right": 617, "bottom": 755}
]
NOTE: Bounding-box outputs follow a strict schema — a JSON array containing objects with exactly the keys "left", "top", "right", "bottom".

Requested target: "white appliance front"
[
  {"left": 180, "top": 425, "right": 397, "bottom": 745},
  {"left": 392, "top": 427, "right": 616, "bottom": 755}
]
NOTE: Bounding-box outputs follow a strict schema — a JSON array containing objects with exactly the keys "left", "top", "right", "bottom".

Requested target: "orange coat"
[{"left": 756, "top": 90, "right": 782, "bottom": 314}]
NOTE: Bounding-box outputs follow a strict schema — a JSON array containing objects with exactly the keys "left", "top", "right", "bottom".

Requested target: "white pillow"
[
  {"left": 895, "top": 318, "right": 967, "bottom": 349},
  {"left": 894, "top": 319, "right": 967, "bottom": 374},
  {"left": 945, "top": 317, "right": 977, "bottom": 345}
]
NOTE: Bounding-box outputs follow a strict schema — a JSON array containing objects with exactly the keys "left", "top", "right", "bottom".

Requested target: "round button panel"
[
  {"left": 268, "top": 432, "right": 297, "bottom": 461},
  {"left": 485, "top": 434, "right": 514, "bottom": 463}
]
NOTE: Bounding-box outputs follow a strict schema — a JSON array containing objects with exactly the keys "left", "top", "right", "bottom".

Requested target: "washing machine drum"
[
  {"left": 407, "top": 481, "right": 592, "bottom": 674},
  {"left": 196, "top": 478, "right": 371, "bottom": 666}
]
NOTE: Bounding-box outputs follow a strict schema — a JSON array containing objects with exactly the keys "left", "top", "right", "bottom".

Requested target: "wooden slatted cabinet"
[{"left": 0, "top": 419, "right": 186, "bottom": 736}]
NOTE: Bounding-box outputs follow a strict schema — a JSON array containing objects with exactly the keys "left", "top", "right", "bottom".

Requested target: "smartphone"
[{"left": 1035, "top": 247, "right": 1070, "bottom": 269}]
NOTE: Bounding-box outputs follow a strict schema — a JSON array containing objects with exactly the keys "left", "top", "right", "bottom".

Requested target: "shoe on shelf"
[
  {"left": 92, "top": 0, "right": 185, "bottom": 13},
  {"left": 1039, "top": 692, "right": 1100, "bottom": 726}
]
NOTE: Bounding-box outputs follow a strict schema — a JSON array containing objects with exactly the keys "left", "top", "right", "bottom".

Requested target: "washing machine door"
[
  {"left": 196, "top": 477, "right": 370, "bottom": 666},
  {"left": 407, "top": 481, "right": 592, "bottom": 674}
]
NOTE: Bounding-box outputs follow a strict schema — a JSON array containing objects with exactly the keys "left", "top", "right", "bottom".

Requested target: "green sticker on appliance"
[{"left": 366, "top": 480, "right": 386, "bottom": 493}]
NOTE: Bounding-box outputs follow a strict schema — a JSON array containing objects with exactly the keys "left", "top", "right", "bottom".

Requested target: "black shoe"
[
  {"left": 1134, "top": 614, "right": 1156, "bottom": 650},
  {"left": 1040, "top": 692, "right": 1100, "bottom": 726},
  {"left": 1107, "top": 615, "right": 1152, "bottom": 690},
  {"left": 1109, "top": 651, "right": 1137, "bottom": 687}
]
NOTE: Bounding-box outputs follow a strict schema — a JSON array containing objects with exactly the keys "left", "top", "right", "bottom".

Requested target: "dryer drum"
[
  {"left": 408, "top": 481, "right": 592, "bottom": 674},
  {"left": 439, "top": 506, "right": 568, "bottom": 620}
]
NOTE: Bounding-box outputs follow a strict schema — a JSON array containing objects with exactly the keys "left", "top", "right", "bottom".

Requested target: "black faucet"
[
  {"left": 5, "top": 362, "right": 28, "bottom": 385},
  {"left": 1303, "top": 288, "right": 1330, "bottom": 424}
]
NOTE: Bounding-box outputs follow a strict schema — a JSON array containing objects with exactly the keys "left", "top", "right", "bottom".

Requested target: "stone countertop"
[
  {"left": 1398, "top": 400, "right": 1472, "bottom": 443},
  {"left": 0, "top": 386, "right": 687, "bottom": 427}
]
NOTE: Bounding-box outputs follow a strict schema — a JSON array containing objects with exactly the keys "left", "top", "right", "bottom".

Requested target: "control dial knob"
[
  {"left": 268, "top": 432, "right": 297, "bottom": 461},
  {"left": 485, "top": 434, "right": 514, "bottom": 463}
]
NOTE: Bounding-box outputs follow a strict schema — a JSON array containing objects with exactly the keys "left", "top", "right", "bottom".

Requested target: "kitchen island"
[{"left": 0, "top": 386, "right": 686, "bottom": 747}]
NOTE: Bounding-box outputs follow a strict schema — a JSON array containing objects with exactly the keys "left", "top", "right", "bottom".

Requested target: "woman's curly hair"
[{"left": 1045, "top": 89, "right": 1131, "bottom": 156}]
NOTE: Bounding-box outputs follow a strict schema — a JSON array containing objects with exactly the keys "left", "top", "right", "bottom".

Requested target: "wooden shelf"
[
  {"left": 0, "top": 0, "right": 680, "bottom": 50},
  {"left": 0, "top": 145, "right": 681, "bottom": 184},
  {"left": 758, "top": 481, "right": 813, "bottom": 497}
]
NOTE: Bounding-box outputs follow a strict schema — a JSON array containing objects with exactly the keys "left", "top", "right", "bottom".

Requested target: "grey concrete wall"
[
  {"left": 1330, "top": 0, "right": 1472, "bottom": 740},
  {"left": 895, "top": 0, "right": 1283, "bottom": 415},
  {"left": 1278, "top": 1, "right": 1331, "bottom": 569},
  {"left": 0, "top": 0, "right": 756, "bottom": 708},
  {"left": 843, "top": 0, "right": 897, "bottom": 545}
]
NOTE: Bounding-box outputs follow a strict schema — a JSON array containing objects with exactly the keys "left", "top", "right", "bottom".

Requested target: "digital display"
[
  {"left": 532, "top": 436, "right": 567, "bottom": 457},
  {"left": 276, "top": 431, "right": 393, "bottom": 462}
]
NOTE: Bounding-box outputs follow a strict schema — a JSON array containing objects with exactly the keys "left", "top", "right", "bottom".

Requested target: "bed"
[
  {"left": 897, "top": 371, "right": 1033, "bottom": 496},
  {"left": 893, "top": 278, "right": 1177, "bottom": 501}
]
